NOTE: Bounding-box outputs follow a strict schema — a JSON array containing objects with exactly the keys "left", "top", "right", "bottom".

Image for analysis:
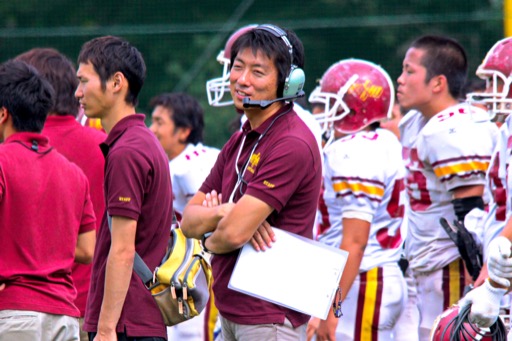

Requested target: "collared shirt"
[
  {"left": 200, "top": 104, "right": 322, "bottom": 327},
  {"left": 43, "top": 114, "right": 107, "bottom": 316},
  {"left": 84, "top": 114, "right": 173, "bottom": 338},
  {"left": 0, "top": 132, "right": 95, "bottom": 317}
]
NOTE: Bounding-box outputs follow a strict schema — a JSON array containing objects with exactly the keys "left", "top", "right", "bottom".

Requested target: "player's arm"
[
  {"left": 75, "top": 229, "right": 95, "bottom": 264},
  {"left": 203, "top": 194, "right": 274, "bottom": 254},
  {"left": 316, "top": 217, "right": 370, "bottom": 341},
  {"left": 452, "top": 184, "right": 485, "bottom": 221},
  {"left": 96, "top": 216, "right": 136, "bottom": 339},
  {"left": 181, "top": 190, "right": 235, "bottom": 239}
]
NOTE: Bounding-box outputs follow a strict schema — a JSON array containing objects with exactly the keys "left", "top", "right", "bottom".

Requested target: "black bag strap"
[{"left": 107, "top": 214, "right": 175, "bottom": 286}]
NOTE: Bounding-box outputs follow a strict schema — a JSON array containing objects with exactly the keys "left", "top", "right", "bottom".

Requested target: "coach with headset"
[{"left": 180, "top": 24, "right": 322, "bottom": 340}]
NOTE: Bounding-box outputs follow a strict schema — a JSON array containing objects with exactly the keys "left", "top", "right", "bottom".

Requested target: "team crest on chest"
[{"left": 247, "top": 152, "right": 260, "bottom": 174}]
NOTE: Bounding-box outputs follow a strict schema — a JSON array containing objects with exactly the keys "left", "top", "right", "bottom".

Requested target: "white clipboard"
[{"left": 228, "top": 228, "right": 348, "bottom": 319}]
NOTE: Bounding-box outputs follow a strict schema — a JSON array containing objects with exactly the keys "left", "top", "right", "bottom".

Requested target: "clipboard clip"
[{"left": 332, "top": 286, "right": 343, "bottom": 318}]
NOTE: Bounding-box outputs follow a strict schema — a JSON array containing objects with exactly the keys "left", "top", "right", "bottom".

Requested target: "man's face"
[
  {"left": 396, "top": 47, "right": 434, "bottom": 112},
  {"left": 149, "top": 105, "right": 184, "bottom": 160},
  {"left": 229, "top": 47, "right": 279, "bottom": 111},
  {"left": 75, "top": 62, "right": 110, "bottom": 119}
]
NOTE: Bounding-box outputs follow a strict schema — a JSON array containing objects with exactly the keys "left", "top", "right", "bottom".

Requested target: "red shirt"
[
  {"left": 199, "top": 104, "right": 322, "bottom": 327},
  {"left": 43, "top": 115, "right": 106, "bottom": 316},
  {"left": 0, "top": 132, "right": 96, "bottom": 317},
  {"left": 84, "top": 115, "right": 173, "bottom": 338}
]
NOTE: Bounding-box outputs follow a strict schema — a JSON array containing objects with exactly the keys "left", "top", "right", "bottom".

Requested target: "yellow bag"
[
  {"left": 110, "top": 214, "right": 213, "bottom": 327},
  {"left": 148, "top": 228, "right": 213, "bottom": 326}
]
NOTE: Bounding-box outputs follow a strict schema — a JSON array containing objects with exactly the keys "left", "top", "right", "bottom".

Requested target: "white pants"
[
  {"left": 0, "top": 310, "right": 79, "bottom": 341},
  {"left": 335, "top": 263, "right": 407, "bottom": 340},
  {"left": 167, "top": 309, "right": 206, "bottom": 341}
]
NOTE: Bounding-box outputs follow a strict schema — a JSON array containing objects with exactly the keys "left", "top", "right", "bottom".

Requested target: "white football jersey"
[
  {"left": 170, "top": 143, "right": 220, "bottom": 217},
  {"left": 399, "top": 104, "right": 498, "bottom": 272},
  {"left": 318, "top": 128, "right": 405, "bottom": 271},
  {"left": 483, "top": 117, "right": 512, "bottom": 260}
]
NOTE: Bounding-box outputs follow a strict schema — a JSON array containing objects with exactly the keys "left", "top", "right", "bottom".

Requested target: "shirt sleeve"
[
  {"left": 418, "top": 119, "right": 493, "bottom": 192},
  {"left": 105, "top": 147, "right": 149, "bottom": 220},
  {"left": 80, "top": 177, "right": 97, "bottom": 234},
  {"left": 244, "top": 135, "right": 318, "bottom": 212},
  {"left": 200, "top": 143, "right": 228, "bottom": 195}
]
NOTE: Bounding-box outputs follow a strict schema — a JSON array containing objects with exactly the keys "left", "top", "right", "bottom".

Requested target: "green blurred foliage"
[{"left": 0, "top": 0, "right": 503, "bottom": 148}]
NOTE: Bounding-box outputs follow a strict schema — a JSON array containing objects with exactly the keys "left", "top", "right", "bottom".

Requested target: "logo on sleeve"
[
  {"left": 263, "top": 180, "right": 275, "bottom": 188},
  {"left": 118, "top": 196, "right": 131, "bottom": 202}
]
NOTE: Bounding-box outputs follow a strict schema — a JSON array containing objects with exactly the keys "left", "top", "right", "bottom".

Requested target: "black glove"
[{"left": 439, "top": 217, "right": 482, "bottom": 281}]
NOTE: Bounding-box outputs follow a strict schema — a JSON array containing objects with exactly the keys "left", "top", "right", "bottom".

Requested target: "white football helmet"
[
  {"left": 467, "top": 37, "right": 512, "bottom": 120},
  {"left": 206, "top": 24, "right": 257, "bottom": 107}
]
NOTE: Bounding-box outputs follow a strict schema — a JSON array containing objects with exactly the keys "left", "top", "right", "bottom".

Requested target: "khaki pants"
[
  {"left": 0, "top": 310, "right": 79, "bottom": 341},
  {"left": 218, "top": 315, "right": 306, "bottom": 341}
]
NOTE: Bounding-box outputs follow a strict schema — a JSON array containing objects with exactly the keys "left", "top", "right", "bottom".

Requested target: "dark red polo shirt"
[
  {"left": 0, "top": 132, "right": 95, "bottom": 317},
  {"left": 84, "top": 114, "right": 173, "bottom": 338},
  {"left": 199, "top": 103, "right": 322, "bottom": 327}
]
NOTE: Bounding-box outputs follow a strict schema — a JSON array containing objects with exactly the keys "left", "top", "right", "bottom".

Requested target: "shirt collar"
[
  {"left": 4, "top": 132, "right": 51, "bottom": 153},
  {"left": 241, "top": 103, "right": 293, "bottom": 136},
  {"left": 100, "top": 114, "right": 146, "bottom": 156},
  {"left": 44, "top": 115, "right": 77, "bottom": 127}
]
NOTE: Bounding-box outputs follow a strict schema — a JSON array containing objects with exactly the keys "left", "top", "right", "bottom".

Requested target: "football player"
[
  {"left": 308, "top": 59, "right": 407, "bottom": 341},
  {"left": 397, "top": 35, "right": 498, "bottom": 341}
]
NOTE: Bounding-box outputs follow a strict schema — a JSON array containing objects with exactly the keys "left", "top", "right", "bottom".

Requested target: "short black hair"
[
  {"left": 230, "top": 24, "right": 304, "bottom": 97},
  {"left": 149, "top": 92, "right": 204, "bottom": 144},
  {"left": 0, "top": 60, "right": 54, "bottom": 132},
  {"left": 16, "top": 48, "right": 79, "bottom": 117},
  {"left": 410, "top": 35, "right": 468, "bottom": 99},
  {"left": 77, "top": 35, "right": 146, "bottom": 107}
]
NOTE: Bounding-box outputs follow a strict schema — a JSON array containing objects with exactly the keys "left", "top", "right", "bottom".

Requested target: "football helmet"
[
  {"left": 430, "top": 304, "right": 506, "bottom": 341},
  {"left": 467, "top": 37, "right": 512, "bottom": 120},
  {"left": 206, "top": 24, "right": 257, "bottom": 107},
  {"left": 309, "top": 59, "right": 394, "bottom": 145}
]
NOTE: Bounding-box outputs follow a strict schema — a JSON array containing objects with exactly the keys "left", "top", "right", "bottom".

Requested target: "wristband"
[{"left": 201, "top": 232, "right": 214, "bottom": 254}]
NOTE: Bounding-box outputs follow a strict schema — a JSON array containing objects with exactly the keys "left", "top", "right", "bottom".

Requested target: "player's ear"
[
  {"left": 177, "top": 127, "right": 192, "bottom": 144},
  {"left": 431, "top": 74, "right": 447, "bottom": 94},
  {"left": 0, "top": 107, "right": 9, "bottom": 124}
]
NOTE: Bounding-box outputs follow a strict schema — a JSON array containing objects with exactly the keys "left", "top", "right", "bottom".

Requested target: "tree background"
[{"left": 0, "top": 0, "right": 503, "bottom": 148}]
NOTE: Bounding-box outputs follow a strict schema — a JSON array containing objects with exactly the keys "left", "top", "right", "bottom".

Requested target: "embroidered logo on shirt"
[
  {"left": 118, "top": 196, "right": 131, "bottom": 202},
  {"left": 247, "top": 152, "right": 260, "bottom": 174},
  {"left": 263, "top": 180, "right": 275, "bottom": 188}
]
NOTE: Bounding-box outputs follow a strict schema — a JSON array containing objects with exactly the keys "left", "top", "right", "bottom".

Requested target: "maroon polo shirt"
[
  {"left": 199, "top": 103, "right": 322, "bottom": 327},
  {"left": 84, "top": 114, "right": 173, "bottom": 339}
]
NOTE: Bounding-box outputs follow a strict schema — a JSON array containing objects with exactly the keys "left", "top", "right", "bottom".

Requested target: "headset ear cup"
[{"left": 283, "top": 66, "right": 305, "bottom": 97}]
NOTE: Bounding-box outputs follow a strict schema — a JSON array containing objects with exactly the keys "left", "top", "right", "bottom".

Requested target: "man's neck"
[
  {"left": 420, "top": 97, "right": 460, "bottom": 121},
  {"left": 101, "top": 103, "right": 137, "bottom": 134},
  {"left": 245, "top": 102, "right": 283, "bottom": 130},
  {"left": 168, "top": 143, "right": 188, "bottom": 161}
]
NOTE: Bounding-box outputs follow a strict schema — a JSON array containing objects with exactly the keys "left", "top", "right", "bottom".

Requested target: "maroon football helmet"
[
  {"left": 430, "top": 304, "right": 506, "bottom": 341},
  {"left": 206, "top": 24, "right": 257, "bottom": 107},
  {"left": 467, "top": 37, "right": 512, "bottom": 119},
  {"left": 309, "top": 59, "right": 394, "bottom": 144}
]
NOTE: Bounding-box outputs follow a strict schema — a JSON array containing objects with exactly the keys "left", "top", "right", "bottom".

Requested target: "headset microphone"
[{"left": 242, "top": 90, "right": 305, "bottom": 109}]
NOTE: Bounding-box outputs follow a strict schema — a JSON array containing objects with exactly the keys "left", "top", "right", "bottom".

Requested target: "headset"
[{"left": 254, "top": 24, "right": 305, "bottom": 98}]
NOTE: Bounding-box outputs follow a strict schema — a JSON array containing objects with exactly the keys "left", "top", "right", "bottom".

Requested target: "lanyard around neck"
[{"left": 228, "top": 108, "right": 291, "bottom": 203}]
